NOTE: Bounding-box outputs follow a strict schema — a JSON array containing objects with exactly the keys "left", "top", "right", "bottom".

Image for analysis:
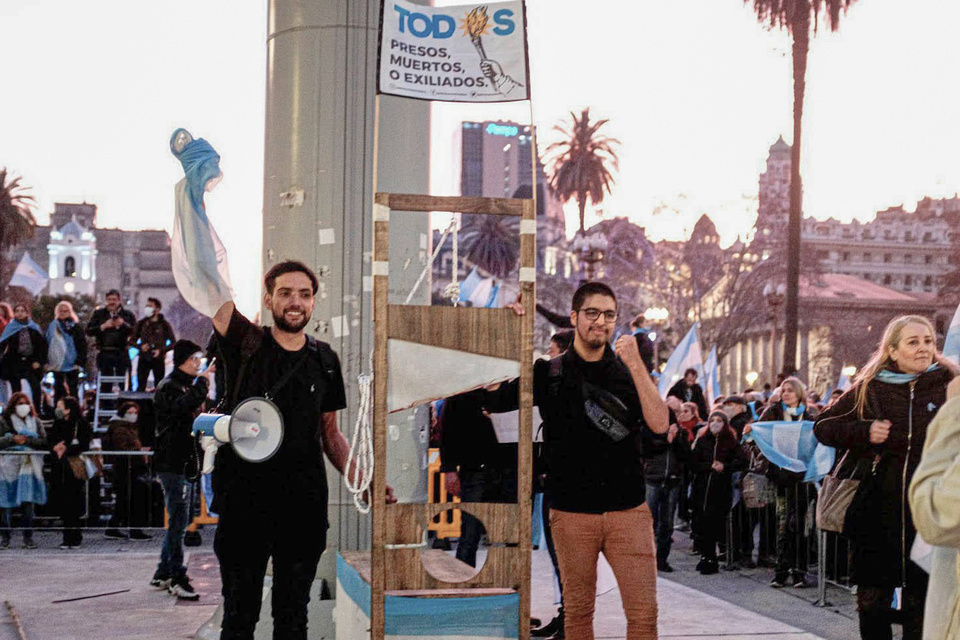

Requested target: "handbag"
[
  {"left": 742, "top": 443, "right": 775, "bottom": 508},
  {"left": 816, "top": 449, "right": 874, "bottom": 534},
  {"left": 67, "top": 455, "right": 88, "bottom": 480}
]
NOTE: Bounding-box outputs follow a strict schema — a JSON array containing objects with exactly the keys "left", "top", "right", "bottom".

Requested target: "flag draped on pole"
[
  {"left": 703, "top": 345, "right": 722, "bottom": 406},
  {"left": 944, "top": 304, "right": 960, "bottom": 364},
  {"left": 658, "top": 323, "right": 704, "bottom": 397},
  {"left": 746, "top": 420, "right": 835, "bottom": 483},
  {"left": 169, "top": 128, "right": 233, "bottom": 318},
  {"left": 8, "top": 252, "right": 48, "bottom": 295}
]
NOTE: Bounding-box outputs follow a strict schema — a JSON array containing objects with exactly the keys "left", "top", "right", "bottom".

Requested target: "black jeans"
[
  {"left": 775, "top": 482, "right": 808, "bottom": 580},
  {"left": 857, "top": 564, "right": 928, "bottom": 640},
  {"left": 10, "top": 368, "right": 42, "bottom": 409},
  {"left": 456, "top": 466, "right": 517, "bottom": 568},
  {"left": 215, "top": 517, "right": 326, "bottom": 640},
  {"left": 53, "top": 370, "right": 80, "bottom": 402},
  {"left": 52, "top": 462, "right": 85, "bottom": 545},
  {"left": 97, "top": 350, "right": 129, "bottom": 381},
  {"left": 136, "top": 355, "right": 165, "bottom": 392}
]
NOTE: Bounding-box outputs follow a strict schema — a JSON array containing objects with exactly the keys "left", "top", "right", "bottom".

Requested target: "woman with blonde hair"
[
  {"left": 815, "top": 315, "right": 957, "bottom": 640},
  {"left": 46, "top": 300, "right": 87, "bottom": 402}
]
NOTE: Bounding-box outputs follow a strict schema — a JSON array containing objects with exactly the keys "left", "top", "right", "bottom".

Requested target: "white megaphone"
[{"left": 192, "top": 397, "right": 284, "bottom": 474}]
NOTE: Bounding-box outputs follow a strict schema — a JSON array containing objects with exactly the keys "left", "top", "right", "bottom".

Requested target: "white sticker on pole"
[
  {"left": 318, "top": 228, "right": 336, "bottom": 245},
  {"left": 373, "top": 203, "right": 390, "bottom": 222},
  {"left": 377, "top": 0, "right": 530, "bottom": 103},
  {"left": 372, "top": 261, "right": 390, "bottom": 276},
  {"left": 520, "top": 219, "right": 536, "bottom": 235},
  {"left": 519, "top": 267, "right": 536, "bottom": 282}
]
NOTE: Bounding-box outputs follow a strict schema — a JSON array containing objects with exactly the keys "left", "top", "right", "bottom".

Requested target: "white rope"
[
  {"left": 345, "top": 356, "right": 375, "bottom": 514},
  {"left": 443, "top": 213, "right": 462, "bottom": 306},
  {"left": 404, "top": 216, "right": 459, "bottom": 306}
]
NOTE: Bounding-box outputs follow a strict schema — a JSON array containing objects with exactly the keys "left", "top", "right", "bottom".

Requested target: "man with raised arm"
[{"left": 209, "top": 260, "right": 394, "bottom": 640}]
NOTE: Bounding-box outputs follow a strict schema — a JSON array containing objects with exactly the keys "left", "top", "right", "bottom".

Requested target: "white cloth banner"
[{"left": 379, "top": 0, "right": 529, "bottom": 103}]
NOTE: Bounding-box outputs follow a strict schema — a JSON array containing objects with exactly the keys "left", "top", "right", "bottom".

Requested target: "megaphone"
[{"left": 192, "top": 397, "right": 284, "bottom": 473}]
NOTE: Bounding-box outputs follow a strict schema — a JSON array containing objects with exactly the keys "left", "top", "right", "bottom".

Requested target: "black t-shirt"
[
  {"left": 486, "top": 345, "right": 649, "bottom": 513},
  {"left": 212, "top": 309, "right": 346, "bottom": 524}
]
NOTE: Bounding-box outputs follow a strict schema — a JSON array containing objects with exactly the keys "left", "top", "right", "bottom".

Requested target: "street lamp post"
[
  {"left": 763, "top": 283, "right": 786, "bottom": 386},
  {"left": 572, "top": 232, "right": 608, "bottom": 283}
]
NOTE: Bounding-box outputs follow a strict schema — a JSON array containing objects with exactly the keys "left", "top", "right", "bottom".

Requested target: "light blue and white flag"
[
  {"left": 746, "top": 420, "right": 836, "bottom": 483},
  {"left": 170, "top": 128, "right": 233, "bottom": 318},
  {"left": 658, "top": 322, "right": 704, "bottom": 397},
  {"left": 8, "top": 252, "right": 48, "bottom": 295},
  {"left": 457, "top": 266, "right": 500, "bottom": 308},
  {"left": 837, "top": 369, "right": 852, "bottom": 392},
  {"left": 944, "top": 303, "right": 960, "bottom": 365},
  {"left": 703, "top": 345, "right": 722, "bottom": 406}
]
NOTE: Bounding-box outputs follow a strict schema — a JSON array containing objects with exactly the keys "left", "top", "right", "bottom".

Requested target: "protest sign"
[{"left": 378, "top": 0, "right": 529, "bottom": 102}]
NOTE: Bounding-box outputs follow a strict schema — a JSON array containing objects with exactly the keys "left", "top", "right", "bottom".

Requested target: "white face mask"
[
  {"left": 124, "top": 413, "right": 139, "bottom": 423},
  {"left": 15, "top": 404, "right": 31, "bottom": 418},
  {"left": 708, "top": 421, "right": 724, "bottom": 435},
  {"left": 144, "top": 306, "right": 155, "bottom": 318}
]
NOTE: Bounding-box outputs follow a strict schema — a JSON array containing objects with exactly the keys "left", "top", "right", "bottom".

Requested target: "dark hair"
[
  {"left": 684, "top": 368, "right": 698, "bottom": 378},
  {"left": 630, "top": 314, "right": 645, "bottom": 329},
  {"left": 3, "top": 392, "right": 36, "bottom": 420},
  {"left": 550, "top": 329, "right": 574, "bottom": 352},
  {"left": 58, "top": 396, "right": 82, "bottom": 422},
  {"left": 147, "top": 297, "right": 162, "bottom": 310},
  {"left": 106, "top": 289, "right": 121, "bottom": 299},
  {"left": 117, "top": 401, "right": 139, "bottom": 418},
  {"left": 264, "top": 260, "right": 319, "bottom": 295},
  {"left": 571, "top": 281, "right": 616, "bottom": 312},
  {"left": 13, "top": 302, "right": 28, "bottom": 312}
]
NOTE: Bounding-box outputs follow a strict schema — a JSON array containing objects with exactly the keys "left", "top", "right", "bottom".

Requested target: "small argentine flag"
[
  {"left": 703, "top": 345, "right": 722, "bottom": 406},
  {"left": 658, "top": 323, "right": 704, "bottom": 397},
  {"left": 8, "top": 251, "right": 48, "bottom": 295}
]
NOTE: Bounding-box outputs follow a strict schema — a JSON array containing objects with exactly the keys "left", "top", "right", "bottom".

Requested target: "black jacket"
[
  {"left": 87, "top": 306, "right": 137, "bottom": 351},
  {"left": 439, "top": 390, "right": 516, "bottom": 473},
  {"left": 643, "top": 426, "right": 691, "bottom": 484},
  {"left": 134, "top": 314, "right": 176, "bottom": 358},
  {"left": 667, "top": 380, "right": 709, "bottom": 422},
  {"left": 48, "top": 416, "right": 93, "bottom": 486},
  {"left": 153, "top": 369, "right": 209, "bottom": 474},
  {"left": 814, "top": 365, "right": 954, "bottom": 587},
  {"left": 690, "top": 427, "right": 747, "bottom": 520},
  {"left": 0, "top": 325, "right": 47, "bottom": 380}
]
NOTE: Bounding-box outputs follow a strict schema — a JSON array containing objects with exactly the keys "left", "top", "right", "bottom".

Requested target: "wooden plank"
[
  {"left": 371, "top": 215, "right": 389, "bottom": 640},
  {"left": 383, "top": 546, "right": 522, "bottom": 591},
  {"left": 385, "top": 588, "right": 517, "bottom": 598},
  {"left": 376, "top": 192, "right": 525, "bottom": 216},
  {"left": 387, "top": 305, "right": 521, "bottom": 360},
  {"left": 385, "top": 502, "right": 520, "bottom": 545},
  {"left": 517, "top": 195, "right": 536, "bottom": 640}
]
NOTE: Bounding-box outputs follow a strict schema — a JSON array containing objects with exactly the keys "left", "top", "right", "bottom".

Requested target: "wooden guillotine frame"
[{"left": 370, "top": 192, "right": 536, "bottom": 640}]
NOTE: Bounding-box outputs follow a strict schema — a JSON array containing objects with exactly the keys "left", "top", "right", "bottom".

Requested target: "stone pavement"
[{"left": 0, "top": 527, "right": 872, "bottom": 639}]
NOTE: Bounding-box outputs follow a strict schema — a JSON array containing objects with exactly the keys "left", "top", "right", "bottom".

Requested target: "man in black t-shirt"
[
  {"left": 210, "top": 260, "right": 394, "bottom": 640},
  {"left": 487, "top": 282, "right": 669, "bottom": 640}
]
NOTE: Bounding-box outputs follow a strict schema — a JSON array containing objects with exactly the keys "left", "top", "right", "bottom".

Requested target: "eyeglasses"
[{"left": 579, "top": 308, "right": 618, "bottom": 323}]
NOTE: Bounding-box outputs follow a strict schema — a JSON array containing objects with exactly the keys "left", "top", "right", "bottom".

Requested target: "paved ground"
[{"left": 0, "top": 526, "right": 884, "bottom": 639}]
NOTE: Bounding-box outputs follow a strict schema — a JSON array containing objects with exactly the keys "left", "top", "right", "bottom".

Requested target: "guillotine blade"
[{"left": 386, "top": 338, "right": 519, "bottom": 413}]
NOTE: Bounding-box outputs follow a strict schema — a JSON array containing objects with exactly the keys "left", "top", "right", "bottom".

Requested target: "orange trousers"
[{"left": 550, "top": 504, "right": 659, "bottom": 640}]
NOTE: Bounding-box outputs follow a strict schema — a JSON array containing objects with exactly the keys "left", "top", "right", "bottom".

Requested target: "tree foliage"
[{"left": 547, "top": 108, "right": 620, "bottom": 233}]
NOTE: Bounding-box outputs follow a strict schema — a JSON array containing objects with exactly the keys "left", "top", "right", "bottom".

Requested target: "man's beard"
[
  {"left": 578, "top": 326, "right": 608, "bottom": 349},
  {"left": 272, "top": 307, "right": 309, "bottom": 333}
]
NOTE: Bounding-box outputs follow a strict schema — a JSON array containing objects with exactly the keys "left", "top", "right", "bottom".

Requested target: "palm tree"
[
  {"left": 0, "top": 168, "right": 38, "bottom": 286},
  {"left": 747, "top": 0, "right": 857, "bottom": 375},
  {"left": 547, "top": 108, "right": 620, "bottom": 233},
  {"left": 459, "top": 213, "right": 519, "bottom": 279}
]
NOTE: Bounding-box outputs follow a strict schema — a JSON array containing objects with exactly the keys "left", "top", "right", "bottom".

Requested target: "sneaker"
[
  {"left": 168, "top": 575, "right": 200, "bottom": 600},
  {"left": 532, "top": 610, "right": 563, "bottom": 638},
  {"left": 23, "top": 539, "right": 38, "bottom": 549},
  {"left": 792, "top": 576, "right": 809, "bottom": 589},
  {"left": 657, "top": 560, "right": 674, "bottom": 573},
  {"left": 0, "top": 537, "right": 9, "bottom": 550},
  {"left": 105, "top": 529, "right": 128, "bottom": 540},
  {"left": 699, "top": 561, "right": 719, "bottom": 575},
  {"left": 770, "top": 575, "right": 787, "bottom": 588},
  {"left": 129, "top": 529, "right": 151, "bottom": 540},
  {"left": 150, "top": 570, "right": 172, "bottom": 589}
]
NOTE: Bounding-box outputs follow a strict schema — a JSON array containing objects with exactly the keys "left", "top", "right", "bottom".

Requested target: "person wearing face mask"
[
  {"left": 46, "top": 301, "right": 87, "bottom": 403},
  {"left": 753, "top": 378, "right": 815, "bottom": 588},
  {"left": 690, "top": 410, "right": 747, "bottom": 575},
  {"left": 815, "top": 315, "right": 958, "bottom": 640},
  {"left": 105, "top": 401, "right": 151, "bottom": 540},
  {"left": 133, "top": 298, "right": 176, "bottom": 392},
  {"left": 0, "top": 303, "right": 48, "bottom": 408},
  {"left": 0, "top": 393, "right": 47, "bottom": 549},
  {"left": 48, "top": 396, "right": 92, "bottom": 548}
]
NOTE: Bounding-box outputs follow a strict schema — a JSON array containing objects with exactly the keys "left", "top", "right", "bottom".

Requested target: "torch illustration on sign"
[{"left": 462, "top": 5, "right": 522, "bottom": 96}]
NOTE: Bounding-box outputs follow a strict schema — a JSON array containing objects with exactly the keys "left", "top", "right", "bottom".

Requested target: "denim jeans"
[
  {"left": 1, "top": 502, "right": 35, "bottom": 541},
  {"left": 157, "top": 472, "right": 190, "bottom": 578},
  {"left": 645, "top": 480, "right": 680, "bottom": 562}
]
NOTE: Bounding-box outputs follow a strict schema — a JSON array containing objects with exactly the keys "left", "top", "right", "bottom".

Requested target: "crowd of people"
[{"left": 0, "top": 290, "right": 181, "bottom": 551}]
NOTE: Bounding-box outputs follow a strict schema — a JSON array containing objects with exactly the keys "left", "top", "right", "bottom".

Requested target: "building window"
[
  {"left": 905, "top": 231, "right": 913, "bottom": 241},
  {"left": 883, "top": 274, "right": 892, "bottom": 285},
  {"left": 905, "top": 275, "right": 913, "bottom": 287},
  {"left": 883, "top": 253, "right": 892, "bottom": 263},
  {"left": 904, "top": 254, "right": 912, "bottom": 263},
  {"left": 863, "top": 252, "right": 872, "bottom": 262},
  {"left": 925, "top": 254, "right": 933, "bottom": 264},
  {"left": 841, "top": 252, "right": 850, "bottom": 262},
  {"left": 64, "top": 256, "right": 76, "bottom": 278},
  {"left": 864, "top": 273, "right": 872, "bottom": 281},
  {"left": 924, "top": 275, "right": 933, "bottom": 287},
  {"left": 923, "top": 232, "right": 932, "bottom": 243},
  {"left": 816, "top": 250, "right": 829, "bottom": 260}
]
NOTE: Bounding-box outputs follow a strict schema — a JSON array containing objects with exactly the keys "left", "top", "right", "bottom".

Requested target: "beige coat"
[{"left": 908, "top": 396, "right": 960, "bottom": 640}]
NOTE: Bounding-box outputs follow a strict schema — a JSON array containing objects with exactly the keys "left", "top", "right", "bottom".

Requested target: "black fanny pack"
[{"left": 582, "top": 381, "right": 633, "bottom": 442}]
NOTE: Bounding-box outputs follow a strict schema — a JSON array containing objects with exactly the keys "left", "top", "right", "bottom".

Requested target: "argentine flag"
[
  {"left": 944, "top": 303, "right": 960, "bottom": 365},
  {"left": 746, "top": 420, "right": 835, "bottom": 483},
  {"left": 658, "top": 322, "right": 704, "bottom": 397},
  {"left": 8, "top": 252, "right": 48, "bottom": 295},
  {"left": 703, "top": 345, "right": 722, "bottom": 405},
  {"left": 457, "top": 267, "right": 500, "bottom": 308},
  {"left": 170, "top": 128, "right": 233, "bottom": 318}
]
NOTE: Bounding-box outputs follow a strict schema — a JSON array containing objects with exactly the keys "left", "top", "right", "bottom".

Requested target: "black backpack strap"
[{"left": 229, "top": 329, "right": 264, "bottom": 411}]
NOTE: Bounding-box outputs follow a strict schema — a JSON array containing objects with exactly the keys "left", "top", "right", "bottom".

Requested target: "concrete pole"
[{"left": 261, "top": 0, "right": 429, "bottom": 601}]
